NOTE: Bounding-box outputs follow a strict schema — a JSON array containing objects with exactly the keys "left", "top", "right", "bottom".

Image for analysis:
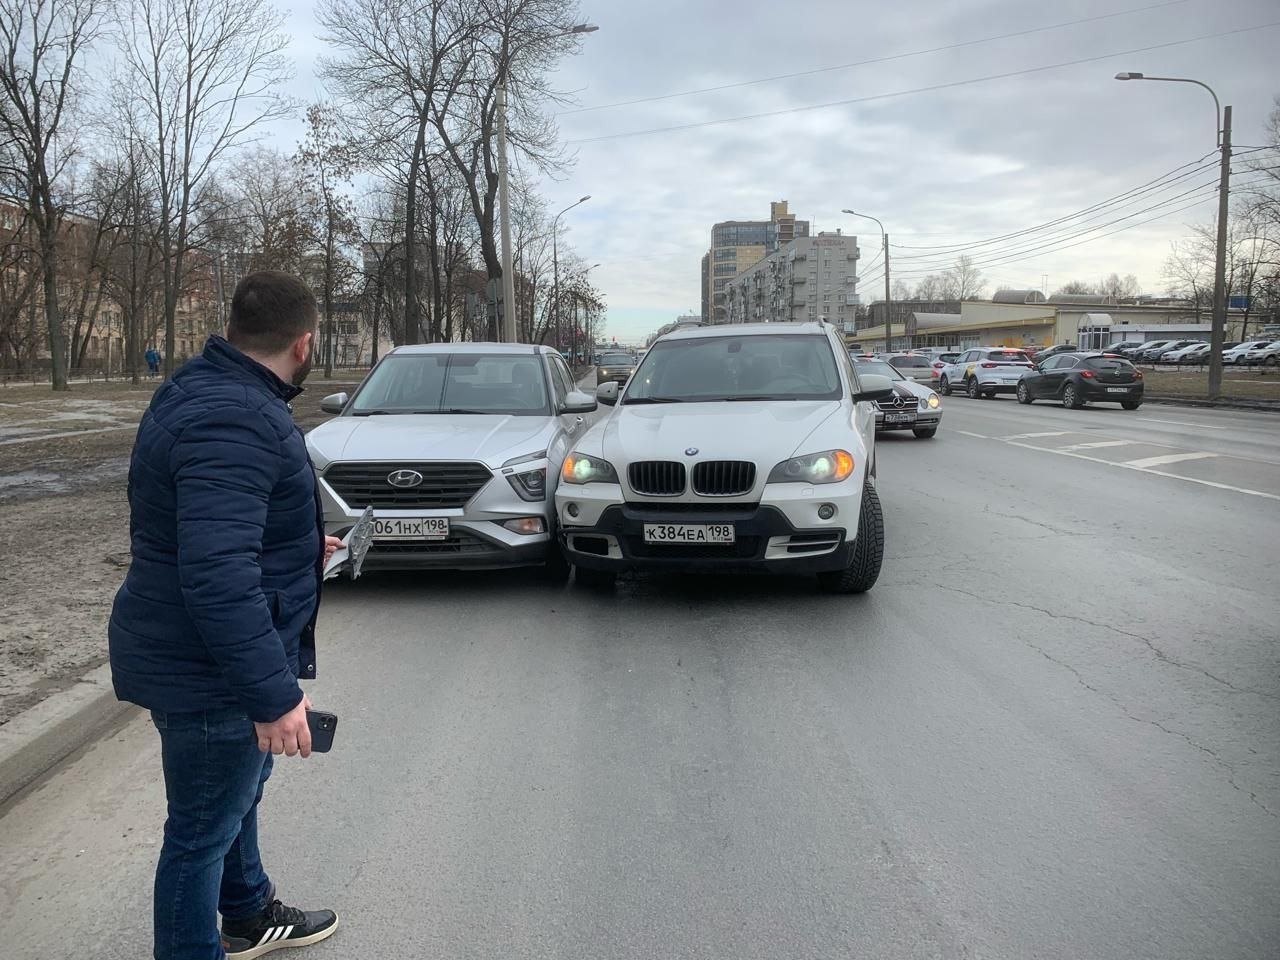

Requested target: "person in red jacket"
[{"left": 109, "top": 271, "right": 341, "bottom": 959}]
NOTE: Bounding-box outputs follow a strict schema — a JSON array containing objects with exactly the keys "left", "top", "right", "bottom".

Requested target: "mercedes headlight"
[
  {"left": 561, "top": 453, "right": 619, "bottom": 485},
  {"left": 767, "top": 450, "right": 855, "bottom": 485},
  {"left": 923, "top": 392, "right": 941, "bottom": 409}
]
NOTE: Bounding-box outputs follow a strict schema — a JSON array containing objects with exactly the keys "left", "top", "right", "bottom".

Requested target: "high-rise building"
[
  {"left": 724, "top": 231, "right": 860, "bottom": 330},
  {"left": 702, "top": 200, "right": 810, "bottom": 323}
]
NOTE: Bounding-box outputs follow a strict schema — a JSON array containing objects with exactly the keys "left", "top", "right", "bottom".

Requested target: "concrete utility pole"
[
  {"left": 844, "top": 210, "right": 890, "bottom": 348},
  {"left": 1115, "top": 72, "right": 1231, "bottom": 399}
]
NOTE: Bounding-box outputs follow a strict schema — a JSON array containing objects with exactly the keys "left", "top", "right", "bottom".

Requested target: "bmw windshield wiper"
[
  {"left": 703, "top": 394, "right": 801, "bottom": 402},
  {"left": 622, "top": 396, "right": 682, "bottom": 404},
  {"left": 351, "top": 409, "right": 400, "bottom": 416}
]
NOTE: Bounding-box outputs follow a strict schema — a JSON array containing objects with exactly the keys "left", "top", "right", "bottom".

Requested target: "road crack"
[
  {"left": 935, "top": 585, "right": 1277, "bottom": 820},
  {"left": 935, "top": 585, "right": 1276, "bottom": 701}
]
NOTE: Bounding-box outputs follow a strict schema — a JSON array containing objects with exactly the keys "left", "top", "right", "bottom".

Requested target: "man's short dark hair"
[{"left": 227, "top": 271, "right": 318, "bottom": 355}]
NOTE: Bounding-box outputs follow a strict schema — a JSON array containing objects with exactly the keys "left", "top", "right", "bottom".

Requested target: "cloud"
[{"left": 287, "top": 0, "right": 1279, "bottom": 341}]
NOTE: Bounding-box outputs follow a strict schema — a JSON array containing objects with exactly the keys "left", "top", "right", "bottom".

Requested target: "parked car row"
[{"left": 308, "top": 322, "right": 897, "bottom": 594}]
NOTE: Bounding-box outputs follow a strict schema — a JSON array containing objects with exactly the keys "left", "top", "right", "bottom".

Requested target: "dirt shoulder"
[{"left": 0, "top": 377, "right": 364, "bottom": 725}]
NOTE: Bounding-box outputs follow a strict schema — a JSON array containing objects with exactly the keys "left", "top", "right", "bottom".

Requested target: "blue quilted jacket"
[{"left": 109, "top": 336, "right": 322, "bottom": 722}]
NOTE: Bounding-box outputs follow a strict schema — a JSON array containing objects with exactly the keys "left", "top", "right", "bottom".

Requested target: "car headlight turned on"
[
  {"left": 507, "top": 467, "right": 547, "bottom": 502},
  {"left": 767, "top": 450, "right": 854, "bottom": 485},
  {"left": 561, "top": 453, "right": 619, "bottom": 485},
  {"left": 924, "top": 392, "right": 941, "bottom": 409}
]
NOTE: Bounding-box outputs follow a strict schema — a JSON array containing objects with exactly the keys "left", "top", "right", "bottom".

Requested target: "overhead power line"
[
  {"left": 565, "top": 22, "right": 1280, "bottom": 145},
  {"left": 560, "top": 0, "right": 1192, "bottom": 116},
  {"left": 890, "top": 154, "right": 1218, "bottom": 257}
]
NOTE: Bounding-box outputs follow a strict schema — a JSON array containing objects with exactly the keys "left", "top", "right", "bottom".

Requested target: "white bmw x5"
[{"left": 555, "top": 322, "right": 895, "bottom": 593}]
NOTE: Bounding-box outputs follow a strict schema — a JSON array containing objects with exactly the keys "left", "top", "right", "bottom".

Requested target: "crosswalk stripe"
[{"left": 1123, "top": 451, "right": 1218, "bottom": 469}]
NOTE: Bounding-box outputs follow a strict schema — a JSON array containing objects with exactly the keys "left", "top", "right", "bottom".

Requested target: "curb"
[
  {"left": 1146, "top": 395, "right": 1280, "bottom": 412},
  {"left": 0, "top": 663, "right": 138, "bottom": 806}
]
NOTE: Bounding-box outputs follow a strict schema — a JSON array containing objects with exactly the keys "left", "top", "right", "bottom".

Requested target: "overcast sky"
[{"left": 280, "top": 0, "right": 1278, "bottom": 342}]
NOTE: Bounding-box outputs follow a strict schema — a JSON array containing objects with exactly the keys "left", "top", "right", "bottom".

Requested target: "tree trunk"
[
  {"left": 403, "top": 116, "right": 429, "bottom": 346},
  {"left": 41, "top": 246, "right": 68, "bottom": 390}
]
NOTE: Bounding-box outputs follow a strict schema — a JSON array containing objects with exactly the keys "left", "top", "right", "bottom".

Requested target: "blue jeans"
[{"left": 151, "top": 708, "right": 275, "bottom": 960}]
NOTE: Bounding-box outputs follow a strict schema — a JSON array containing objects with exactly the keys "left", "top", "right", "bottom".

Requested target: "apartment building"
[
  {"left": 723, "top": 231, "right": 860, "bottom": 330},
  {"left": 703, "top": 200, "right": 810, "bottom": 323}
]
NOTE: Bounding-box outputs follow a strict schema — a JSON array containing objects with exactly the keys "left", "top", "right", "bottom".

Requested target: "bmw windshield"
[
  {"left": 347, "top": 353, "right": 551, "bottom": 416},
  {"left": 625, "top": 334, "right": 843, "bottom": 403}
]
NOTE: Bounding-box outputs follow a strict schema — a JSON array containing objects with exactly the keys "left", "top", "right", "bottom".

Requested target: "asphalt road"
[{"left": 2, "top": 396, "right": 1278, "bottom": 959}]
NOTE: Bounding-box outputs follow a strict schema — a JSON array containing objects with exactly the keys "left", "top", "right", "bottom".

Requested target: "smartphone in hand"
[{"left": 306, "top": 710, "right": 338, "bottom": 753}]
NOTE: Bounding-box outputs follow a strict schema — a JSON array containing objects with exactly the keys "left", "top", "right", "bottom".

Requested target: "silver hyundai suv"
[{"left": 306, "top": 344, "right": 597, "bottom": 577}]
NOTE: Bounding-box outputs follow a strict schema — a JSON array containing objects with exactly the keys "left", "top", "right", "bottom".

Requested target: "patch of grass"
[{"left": 1139, "top": 366, "right": 1280, "bottom": 401}]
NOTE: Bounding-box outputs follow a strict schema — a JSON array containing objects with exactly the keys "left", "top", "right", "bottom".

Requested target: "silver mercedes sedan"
[
  {"left": 851, "top": 356, "right": 944, "bottom": 439},
  {"left": 306, "top": 344, "right": 597, "bottom": 577}
]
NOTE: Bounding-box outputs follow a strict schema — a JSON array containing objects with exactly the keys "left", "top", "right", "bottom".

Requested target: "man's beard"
[{"left": 291, "top": 354, "right": 313, "bottom": 386}]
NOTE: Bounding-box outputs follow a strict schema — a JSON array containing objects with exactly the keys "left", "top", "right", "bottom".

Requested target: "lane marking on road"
[
  {"left": 955, "top": 430, "right": 990, "bottom": 439},
  {"left": 1058, "top": 440, "right": 1135, "bottom": 452},
  {"left": 1123, "top": 451, "right": 1218, "bottom": 469},
  {"left": 0, "top": 425, "right": 137, "bottom": 447},
  {"left": 1002, "top": 431, "right": 1071, "bottom": 439},
  {"left": 1004, "top": 440, "right": 1280, "bottom": 501}
]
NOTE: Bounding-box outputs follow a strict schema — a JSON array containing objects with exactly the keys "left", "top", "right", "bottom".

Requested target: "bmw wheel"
[
  {"left": 818, "top": 481, "right": 884, "bottom": 595},
  {"left": 1016, "top": 382, "right": 1033, "bottom": 404}
]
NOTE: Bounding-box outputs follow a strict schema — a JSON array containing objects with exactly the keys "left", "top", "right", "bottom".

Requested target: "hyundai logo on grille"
[
  {"left": 685, "top": 447, "right": 699, "bottom": 456},
  {"left": 386, "top": 469, "right": 424, "bottom": 488}
]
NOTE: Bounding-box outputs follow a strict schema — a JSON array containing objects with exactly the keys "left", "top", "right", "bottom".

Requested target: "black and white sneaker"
[{"left": 221, "top": 899, "right": 338, "bottom": 959}]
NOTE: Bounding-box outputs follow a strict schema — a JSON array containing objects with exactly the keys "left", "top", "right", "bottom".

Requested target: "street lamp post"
[
  {"left": 1116, "top": 72, "right": 1231, "bottom": 399},
  {"left": 497, "top": 22, "right": 598, "bottom": 343},
  {"left": 843, "top": 209, "right": 890, "bottom": 349},
  {"left": 551, "top": 196, "right": 591, "bottom": 353},
  {"left": 570, "top": 262, "right": 601, "bottom": 363}
]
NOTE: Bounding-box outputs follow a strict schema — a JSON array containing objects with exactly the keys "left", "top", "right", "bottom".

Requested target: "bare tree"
[
  {"left": 1053, "top": 279, "right": 1098, "bottom": 296},
  {"left": 117, "top": 0, "right": 293, "bottom": 373},
  {"left": 937, "top": 255, "right": 986, "bottom": 301},
  {"left": 297, "top": 103, "right": 359, "bottom": 375},
  {"left": 913, "top": 274, "right": 943, "bottom": 300},
  {"left": 889, "top": 278, "right": 912, "bottom": 302},
  {"left": 1100, "top": 272, "right": 1141, "bottom": 299},
  {"left": 0, "top": 0, "right": 105, "bottom": 389}
]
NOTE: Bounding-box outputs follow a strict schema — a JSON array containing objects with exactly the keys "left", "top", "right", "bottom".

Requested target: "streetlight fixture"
[
  {"left": 843, "top": 209, "right": 891, "bottom": 349},
  {"left": 1116, "top": 71, "right": 1231, "bottom": 399},
  {"left": 552, "top": 196, "right": 591, "bottom": 352},
  {"left": 497, "top": 23, "right": 598, "bottom": 343}
]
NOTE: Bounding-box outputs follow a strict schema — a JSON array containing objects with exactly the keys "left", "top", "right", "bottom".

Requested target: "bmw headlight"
[
  {"left": 767, "top": 450, "right": 855, "bottom": 485},
  {"left": 507, "top": 467, "right": 547, "bottom": 502},
  {"left": 561, "top": 453, "right": 619, "bottom": 485}
]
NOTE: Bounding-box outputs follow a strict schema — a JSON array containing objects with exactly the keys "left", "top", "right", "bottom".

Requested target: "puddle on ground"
[{"left": 0, "top": 456, "right": 130, "bottom": 503}]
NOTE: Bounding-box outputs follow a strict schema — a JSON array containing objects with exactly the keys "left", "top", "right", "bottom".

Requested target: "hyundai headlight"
[
  {"left": 507, "top": 467, "right": 547, "bottom": 502},
  {"left": 767, "top": 450, "right": 855, "bottom": 485},
  {"left": 561, "top": 453, "right": 619, "bottom": 485}
]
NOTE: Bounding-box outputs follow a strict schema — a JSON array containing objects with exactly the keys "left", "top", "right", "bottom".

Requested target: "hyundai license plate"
[
  {"left": 885, "top": 411, "right": 915, "bottom": 424},
  {"left": 373, "top": 517, "right": 450, "bottom": 540},
  {"left": 643, "top": 523, "right": 735, "bottom": 545}
]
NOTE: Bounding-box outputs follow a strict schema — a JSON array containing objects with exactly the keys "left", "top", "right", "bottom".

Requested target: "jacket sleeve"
[{"left": 171, "top": 404, "right": 304, "bottom": 723}]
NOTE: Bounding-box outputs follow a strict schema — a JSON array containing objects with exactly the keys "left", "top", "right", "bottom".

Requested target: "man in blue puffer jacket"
[{"left": 110, "top": 271, "right": 342, "bottom": 960}]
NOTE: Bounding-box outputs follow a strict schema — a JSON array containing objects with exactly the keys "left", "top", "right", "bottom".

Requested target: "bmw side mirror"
[
  {"left": 320, "top": 392, "right": 349, "bottom": 415},
  {"left": 560, "top": 390, "right": 598, "bottom": 415},
  {"left": 595, "top": 381, "right": 620, "bottom": 406},
  {"left": 853, "top": 373, "right": 895, "bottom": 403}
]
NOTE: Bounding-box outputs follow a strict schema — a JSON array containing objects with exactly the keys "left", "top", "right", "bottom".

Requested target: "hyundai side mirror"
[
  {"left": 853, "top": 374, "right": 895, "bottom": 403},
  {"left": 319, "top": 392, "right": 349, "bottom": 415},
  {"left": 595, "top": 381, "right": 620, "bottom": 406},
  {"left": 560, "top": 390, "right": 598, "bottom": 415}
]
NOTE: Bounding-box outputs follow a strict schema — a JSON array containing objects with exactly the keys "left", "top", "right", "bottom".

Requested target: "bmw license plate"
[
  {"left": 884, "top": 411, "right": 915, "bottom": 424},
  {"left": 372, "top": 517, "right": 450, "bottom": 540},
  {"left": 643, "top": 523, "right": 735, "bottom": 545}
]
